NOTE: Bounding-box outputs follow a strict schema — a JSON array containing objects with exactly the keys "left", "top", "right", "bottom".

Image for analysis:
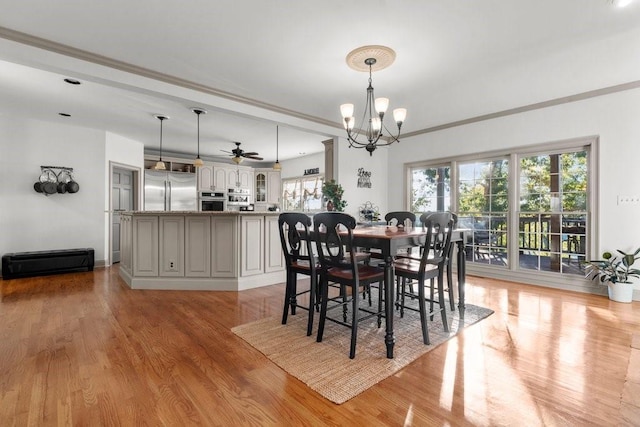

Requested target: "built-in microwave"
[{"left": 199, "top": 191, "right": 226, "bottom": 211}]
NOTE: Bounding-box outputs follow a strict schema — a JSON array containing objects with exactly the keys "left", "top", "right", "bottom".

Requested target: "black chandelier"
[{"left": 340, "top": 45, "right": 406, "bottom": 156}]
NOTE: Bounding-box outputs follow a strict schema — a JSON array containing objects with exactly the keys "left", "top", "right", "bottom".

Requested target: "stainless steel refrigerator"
[{"left": 144, "top": 170, "right": 197, "bottom": 211}]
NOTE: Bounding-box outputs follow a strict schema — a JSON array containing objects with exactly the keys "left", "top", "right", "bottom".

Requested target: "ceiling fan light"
[{"left": 232, "top": 156, "right": 243, "bottom": 165}]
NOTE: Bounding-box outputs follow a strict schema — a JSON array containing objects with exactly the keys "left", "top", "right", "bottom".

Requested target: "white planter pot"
[{"left": 607, "top": 282, "right": 634, "bottom": 303}]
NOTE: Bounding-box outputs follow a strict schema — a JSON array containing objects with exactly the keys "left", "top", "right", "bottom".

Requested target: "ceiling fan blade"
[
  {"left": 243, "top": 151, "right": 259, "bottom": 156},
  {"left": 245, "top": 155, "right": 263, "bottom": 160},
  {"left": 221, "top": 149, "right": 233, "bottom": 154}
]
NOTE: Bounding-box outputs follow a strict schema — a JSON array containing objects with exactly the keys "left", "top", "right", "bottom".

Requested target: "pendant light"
[
  {"left": 273, "top": 125, "right": 282, "bottom": 171},
  {"left": 154, "top": 115, "right": 169, "bottom": 170},
  {"left": 191, "top": 108, "right": 207, "bottom": 167}
]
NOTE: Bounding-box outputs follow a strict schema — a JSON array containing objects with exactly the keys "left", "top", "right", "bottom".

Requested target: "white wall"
[
  {"left": 0, "top": 117, "right": 106, "bottom": 262},
  {"left": 0, "top": 118, "right": 144, "bottom": 269},
  {"left": 337, "top": 139, "right": 389, "bottom": 219},
  {"left": 387, "top": 87, "right": 640, "bottom": 293},
  {"left": 280, "top": 152, "right": 324, "bottom": 180}
]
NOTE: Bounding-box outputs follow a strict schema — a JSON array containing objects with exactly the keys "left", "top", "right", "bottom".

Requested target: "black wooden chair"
[
  {"left": 278, "top": 212, "right": 319, "bottom": 336},
  {"left": 313, "top": 212, "right": 385, "bottom": 359},
  {"left": 393, "top": 213, "right": 454, "bottom": 345}
]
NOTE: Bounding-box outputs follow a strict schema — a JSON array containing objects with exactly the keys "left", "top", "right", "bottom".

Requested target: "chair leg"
[
  {"left": 438, "top": 270, "right": 449, "bottom": 332},
  {"left": 446, "top": 262, "right": 455, "bottom": 311},
  {"left": 341, "top": 284, "right": 348, "bottom": 322},
  {"left": 315, "top": 273, "right": 321, "bottom": 312},
  {"left": 429, "top": 278, "right": 435, "bottom": 321},
  {"left": 306, "top": 273, "right": 316, "bottom": 336},
  {"left": 290, "top": 271, "right": 298, "bottom": 316},
  {"left": 281, "top": 270, "right": 293, "bottom": 325},
  {"left": 400, "top": 277, "right": 406, "bottom": 318},
  {"left": 316, "top": 275, "right": 329, "bottom": 343},
  {"left": 417, "top": 278, "right": 430, "bottom": 345},
  {"left": 377, "top": 280, "right": 383, "bottom": 328},
  {"left": 349, "top": 283, "right": 359, "bottom": 359}
]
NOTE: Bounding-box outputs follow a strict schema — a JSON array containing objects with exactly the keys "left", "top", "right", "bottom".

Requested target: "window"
[
  {"left": 282, "top": 176, "right": 324, "bottom": 212},
  {"left": 518, "top": 150, "right": 588, "bottom": 274},
  {"left": 407, "top": 138, "right": 593, "bottom": 282},
  {"left": 458, "top": 159, "right": 509, "bottom": 267}
]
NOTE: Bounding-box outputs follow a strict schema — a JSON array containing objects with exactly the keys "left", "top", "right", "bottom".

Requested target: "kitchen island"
[{"left": 118, "top": 211, "right": 284, "bottom": 291}]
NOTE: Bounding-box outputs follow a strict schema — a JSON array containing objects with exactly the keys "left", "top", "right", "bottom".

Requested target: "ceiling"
[{"left": 0, "top": 0, "right": 639, "bottom": 164}]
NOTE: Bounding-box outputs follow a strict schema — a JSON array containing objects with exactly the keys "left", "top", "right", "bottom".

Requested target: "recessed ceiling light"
[
  {"left": 299, "top": 152, "right": 306, "bottom": 155},
  {"left": 58, "top": 113, "right": 71, "bottom": 117},
  {"left": 64, "top": 78, "right": 81, "bottom": 85}
]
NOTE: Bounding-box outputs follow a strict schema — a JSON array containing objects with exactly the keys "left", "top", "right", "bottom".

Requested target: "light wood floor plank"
[{"left": 1, "top": 266, "right": 639, "bottom": 426}]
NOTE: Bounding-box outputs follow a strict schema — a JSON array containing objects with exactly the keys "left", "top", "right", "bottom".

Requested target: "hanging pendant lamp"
[
  {"left": 154, "top": 115, "right": 169, "bottom": 170},
  {"left": 273, "top": 125, "right": 282, "bottom": 171},
  {"left": 191, "top": 108, "right": 207, "bottom": 167}
]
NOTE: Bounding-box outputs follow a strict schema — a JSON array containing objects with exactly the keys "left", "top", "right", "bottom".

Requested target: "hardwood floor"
[{"left": 1, "top": 266, "right": 639, "bottom": 426}]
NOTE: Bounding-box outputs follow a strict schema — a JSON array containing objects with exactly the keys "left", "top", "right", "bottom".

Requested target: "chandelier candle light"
[
  {"left": 192, "top": 108, "right": 207, "bottom": 168},
  {"left": 340, "top": 45, "right": 406, "bottom": 156}
]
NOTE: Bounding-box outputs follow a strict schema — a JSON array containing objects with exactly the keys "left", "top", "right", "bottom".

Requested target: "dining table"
[{"left": 349, "top": 225, "right": 467, "bottom": 359}]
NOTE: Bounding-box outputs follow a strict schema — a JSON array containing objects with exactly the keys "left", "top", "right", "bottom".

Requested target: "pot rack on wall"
[{"left": 33, "top": 165, "right": 80, "bottom": 195}]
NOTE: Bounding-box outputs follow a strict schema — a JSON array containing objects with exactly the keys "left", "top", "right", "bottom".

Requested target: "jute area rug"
[{"left": 232, "top": 301, "right": 493, "bottom": 404}]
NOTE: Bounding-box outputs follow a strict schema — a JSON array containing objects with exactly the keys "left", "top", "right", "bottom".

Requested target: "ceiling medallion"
[{"left": 346, "top": 45, "right": 396, "bottom": 72}]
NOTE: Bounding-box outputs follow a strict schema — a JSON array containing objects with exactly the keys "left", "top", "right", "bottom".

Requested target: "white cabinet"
[
  {"left": 197, "top": 165, "right": 214, "bottom": 191},
  {"left": 186, "top": 216, "right": 211, "bottom": 277},
  {"left": 120, "top": 214, "right": 132, "bottom": 273},
  {"left": 133, "top": 215, "right": 158, "bottom": 277},
  {"left": 213, "top": 165, "right": 228, "bottom": 191},
  {"left": 212, "top": 216, "right": 237, "bottom": 277},
  {"left": 265, "top": 215, "right": 284, "bottom": 272},
  {"left": 240, "top": 215, "right": 264, "bottom": 276},
  {"left": 159, "top": 216, "right": 185, "bottom": 277},
  {"left": 266, "top": 171, "right": 281, "bottom": 205},
  {"left": 255, "top": 169, "right": 281, "bottom": 208}
]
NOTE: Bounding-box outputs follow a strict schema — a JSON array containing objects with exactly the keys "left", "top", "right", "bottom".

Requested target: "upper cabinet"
[
  {"left": 255, "top": 169, "right": 281, "bottom": 208},
  {"left": 198, "top": 165, "right": 215, "bottom": 191}
]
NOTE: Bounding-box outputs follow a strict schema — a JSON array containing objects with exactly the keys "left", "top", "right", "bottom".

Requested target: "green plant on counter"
[
  {"left": 321, "top": 179, "right": 347, "bottom": 212},
  {"left": 585, "top": 247, "right": 640, "bottom": 284}
]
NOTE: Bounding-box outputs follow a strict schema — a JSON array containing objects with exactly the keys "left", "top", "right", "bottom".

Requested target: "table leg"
[
  {"left": 384, "top": 255, "right": 395, "bottom": 359},
  {"left": 456, "top": 239, "right": 466, "bottom": 313}
]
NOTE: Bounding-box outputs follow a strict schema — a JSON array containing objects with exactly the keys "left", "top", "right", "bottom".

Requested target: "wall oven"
[{"left": 199, "top": 191, "right": 226, "bottom": 211}]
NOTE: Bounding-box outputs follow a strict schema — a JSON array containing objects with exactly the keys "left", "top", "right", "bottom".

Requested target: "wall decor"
[
  {"left": 357, "top": 167, "right": 372, "bottom": 188},
  {"left": 304, "top": 167, "right": 319, "bottom": 176},
  {"left": 33, "top": 166, "right": 79, "bottom": 196}
]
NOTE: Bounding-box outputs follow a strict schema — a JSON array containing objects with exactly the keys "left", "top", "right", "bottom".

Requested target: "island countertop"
[{"left": 122, "top": 210, "right": 281, "bottom": 216}]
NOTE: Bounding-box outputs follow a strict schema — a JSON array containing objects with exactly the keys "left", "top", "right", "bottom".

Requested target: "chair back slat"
[
  {"left": 418, "top": 212, "right": 455, "bottom": 271},
  {"left": 385, "top": 211, "right": 416, "bottom": 228},
  {"left": 313, "top": 212, "right": 357, "bottom": 273},
  {"left": 278, "top": 213, "right": 314, "bottom": 268}
]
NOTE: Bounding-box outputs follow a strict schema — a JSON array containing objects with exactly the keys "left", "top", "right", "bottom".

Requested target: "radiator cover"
[{"left": 2, "top": 248, "right": 94, "bottom": 280}]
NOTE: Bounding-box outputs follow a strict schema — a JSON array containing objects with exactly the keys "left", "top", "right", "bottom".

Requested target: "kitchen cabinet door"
[
  {"left": 240, "top": 216, "right": 263, "bottom": 276},
  {"left": 213, "top": 166, "right": 228, "bottom": 191},
  {"left": 266, "top": 171, "right": 281, "bottom": 205},
  {"left": 159, "top": 216, "right": 185, "bottom": 277},
  {"left": 133, "top": 215, "right": 158, "bottom": 277},
  {"left": 198, "top": 165, "right": 214, "bottom": 191},
  {"left": 186, "top": 216, "right": 211, "bottom": 277},
  {"left": 212, "top": 216, "right": 237, "bottom": 277},
  {"left": 264, "top": 215, "right": 284, "bottom": 272}
]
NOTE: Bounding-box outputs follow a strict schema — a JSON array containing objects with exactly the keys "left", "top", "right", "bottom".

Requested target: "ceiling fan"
[{"left": 222, "top": 142, "right": 263, "bottom": 164}]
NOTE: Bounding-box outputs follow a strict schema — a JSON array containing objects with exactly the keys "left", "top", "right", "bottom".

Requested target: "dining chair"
[
  {"left": 393, "top": 213, "right": 454, "bottom": 345},
  {"left": 278, "top": 212, "right": 319, "bottom": 336},
  {"left": 313, "top": 212, "right": 385, "bottom": 359}
]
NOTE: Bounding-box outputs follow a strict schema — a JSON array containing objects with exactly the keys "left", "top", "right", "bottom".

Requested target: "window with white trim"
[{"left": 282, "top": 176, "right": 324, "bottom": 212}]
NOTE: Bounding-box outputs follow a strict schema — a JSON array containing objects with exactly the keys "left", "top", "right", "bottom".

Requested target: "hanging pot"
[
  {"left": 67, "top": 180, "right": 80, "bottom": 193},
  {"left": 42, "top": 181, "right": 57, "bottom": 195}
]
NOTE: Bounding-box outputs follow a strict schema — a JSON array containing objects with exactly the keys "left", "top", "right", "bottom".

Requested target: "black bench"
[{"left": 2, "top": 248, "right": 94, "bottom": 280}]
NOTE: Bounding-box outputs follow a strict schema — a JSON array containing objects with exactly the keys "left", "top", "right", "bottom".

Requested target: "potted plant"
[
  {"left": 585, "top": 247, "right": 640, "bottom": 303},
  {"left": 321, "top": 179, "right": 347, "bottom": 212}
]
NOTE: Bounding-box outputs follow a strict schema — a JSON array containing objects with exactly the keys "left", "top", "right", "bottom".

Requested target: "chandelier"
[{"left": 340, "top": 45, "right": 406, "bottom": 156}]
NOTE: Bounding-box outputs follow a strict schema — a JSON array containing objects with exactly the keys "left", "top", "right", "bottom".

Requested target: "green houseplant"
[
  {"left": 321, "top": 179, "right": 347, "bottom": 212},
  {"left": 585, "top": 247, "right": 640, "bottom": 303}
]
